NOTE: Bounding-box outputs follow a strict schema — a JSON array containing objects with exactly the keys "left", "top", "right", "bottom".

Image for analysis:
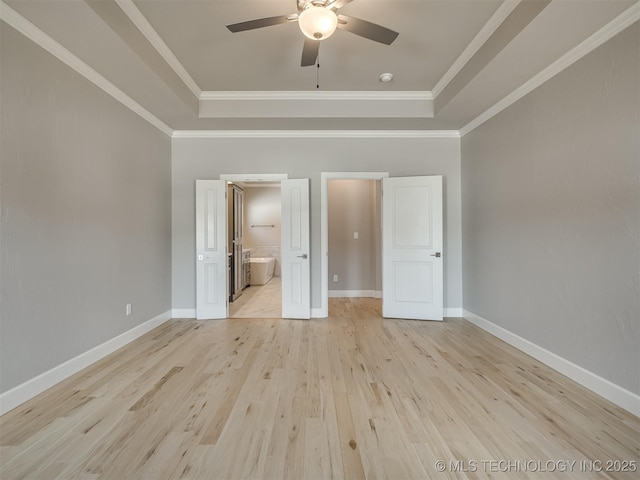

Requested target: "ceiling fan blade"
[
  {"left": 336, "top": 14, "right": 399, "bottom": 45},
  {"left": 327, "top": 0, "right": 354, "bottom": 9},
  {"left": 227, "top": 14, "right": 296, "bottom": 33},
  {"left": 301, "top": 38, "right": 320, "bottom": 67}
]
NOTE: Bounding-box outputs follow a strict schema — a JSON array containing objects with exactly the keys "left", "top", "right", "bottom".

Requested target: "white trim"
[
  {"left": 463, "top": 310, "right": 640, "bottom": 417},
  {"left": 243, "top": 183, "right": 281, "bottom": 188},
  {"left": 199, "top": 91, "right": 433, "bottom": 101},
  {"left": 444, "top": 307, "right": 463, "bottom": 317},
  {"left": 0, "top": 1, "right": 173, "bottom": 137},
  {"left": 0, "top": 310, "right": 172, "bottom": 416},
  {"left": 173, "top": 130, "right": 459, "bottom": 139},
  {"left": 311, "top": 307, "right": 325, "bottom": 318},
  {"left": 321, "top": 172, "right": 390, "bottom": 318},
  {"left": 172, "top": 308, "right": 196, "bottom": 318},
  {"left": 328, "top": 290, "right": 382, "bottom": 298},
  {"left": 460, "top": 2, "right": 640, "bottom": 136},
  {"left": 114, "top": 0, "right": 202, "bottom": 98},
  {"left": 432, "top": 0, "right": 521, "bottom": 98},
  {"left": 220, "top": 173, "right": 288, "bottom": 182}
]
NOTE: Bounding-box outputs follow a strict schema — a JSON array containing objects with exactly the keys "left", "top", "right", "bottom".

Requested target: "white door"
[
  {"left": 382, "top": 176, "right": 443, "bottom": 320},
  {"left": 195, "top": 180, "right": 228, "bottom": 319},
  {"left": 281, "top": 178, "right": 311, "bottom": 319}
]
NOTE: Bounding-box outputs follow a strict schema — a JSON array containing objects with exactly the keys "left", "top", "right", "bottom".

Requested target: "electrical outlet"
[
  {"left": 333, "top": 274, "right": 339, "bottom": 282},
  {"left": 126, "top": 304, "right": 132, "bottom": 316}
]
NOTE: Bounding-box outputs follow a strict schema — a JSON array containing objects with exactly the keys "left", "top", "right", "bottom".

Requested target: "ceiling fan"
[{"left": 226, "top": 0, "right": 399, "bottom": 67}]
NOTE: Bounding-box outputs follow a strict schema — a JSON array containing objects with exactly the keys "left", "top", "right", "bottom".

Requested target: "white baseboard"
[
  {"left": 175, "top": 307, "right": 324, "bottom": 319},
  {"left": 463, "top": 309, "right": 640, "bottom": 417},
  {"left": 172, "top": 308, "right": 196, "bottom": 318},
  {"left": 444, "top": 308, "right": 463, "bottom": 317},
  {"left": 328, "top": 290, "right": 382, "bottom": 298},
  {"left": 0, "top": 310, "right": 172, "bottom": 416}
]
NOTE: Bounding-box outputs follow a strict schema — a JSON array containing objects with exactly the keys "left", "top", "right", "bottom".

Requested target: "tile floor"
[{"left": 229, "top": 276, "right": 281, "bottom": 318}]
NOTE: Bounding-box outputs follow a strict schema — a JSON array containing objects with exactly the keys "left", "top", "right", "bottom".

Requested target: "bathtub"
[{"left": 249, "top": 257, "right": 275, "bottom": 285}]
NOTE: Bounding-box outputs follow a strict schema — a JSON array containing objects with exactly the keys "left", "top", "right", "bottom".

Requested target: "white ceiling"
[{"left": 2, "top": 0, "right": 637, "bottom": 132}]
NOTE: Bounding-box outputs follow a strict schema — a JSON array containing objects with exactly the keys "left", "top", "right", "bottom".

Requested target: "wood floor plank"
[{"left": 1, "top": 298, "right": 638, "bottom": 479}]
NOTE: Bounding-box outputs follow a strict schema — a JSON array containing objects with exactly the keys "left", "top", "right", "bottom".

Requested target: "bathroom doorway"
[
  {"left": 227, "top": 181, "right": 283, "bottom": 318},
  {"left": 196, "top": 175, "right": 309, "bottom": 320}
]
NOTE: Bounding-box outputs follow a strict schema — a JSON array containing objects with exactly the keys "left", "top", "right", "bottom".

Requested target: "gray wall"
[
  {"left": 172, "top": 136, "right": 462, "bottom": 311},
  {"left": 461, "top": 24, "right": 639, "bottom": 394},
  {"left": 0, "top": 25, "right": 172, "bottom": 393},
  {"left": 328, "top": 180, "right": 380, "bottom": 292}
]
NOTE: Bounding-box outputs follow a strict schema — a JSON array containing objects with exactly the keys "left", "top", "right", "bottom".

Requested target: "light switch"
[{"left": 354, "top": 232, "right": 359, "bottom": 240}]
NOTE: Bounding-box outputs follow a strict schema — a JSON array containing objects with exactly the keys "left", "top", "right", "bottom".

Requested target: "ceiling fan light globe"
[{"left": 298, "top": 6, "right": 338, "bottom": 40}]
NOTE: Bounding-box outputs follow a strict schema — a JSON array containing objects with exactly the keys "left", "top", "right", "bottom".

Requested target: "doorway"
[
  {"left": 321, "top": 172, "right": 444, "bottom": 321},
  {"left": 327, "top": 179, "right": 382, "bottom": 316},
  {"left": 228, "top": 181, "right": 283, "bottom": 318},
  {"left": 321, "top": 172, "right": 389, "bottom": 317},
  {"left": 195, "top": 175, "right": 310, "bottom": 320}
]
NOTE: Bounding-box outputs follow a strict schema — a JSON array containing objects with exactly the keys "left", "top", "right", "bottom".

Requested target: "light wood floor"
[{"left": 1, "top": 299, "right": 638, "bottom": 479}]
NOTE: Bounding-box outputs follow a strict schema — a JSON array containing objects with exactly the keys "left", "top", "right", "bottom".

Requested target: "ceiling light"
[
  {"left": 379, "top": 73, "right": 393, "bottom": 83},
  {"left": 298, "top": 6, "right": 338, "bottom": 40}
]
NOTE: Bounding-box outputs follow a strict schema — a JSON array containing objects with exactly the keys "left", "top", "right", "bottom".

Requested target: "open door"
[
  {"left": 382, "top": 176, "right": 443, "bottom": 320},
  {"left": 281, "top": 178, "right": 311, "bottom": 319},
  {"left": 195, "top": 180, "right": 228, "bottom": 319}
]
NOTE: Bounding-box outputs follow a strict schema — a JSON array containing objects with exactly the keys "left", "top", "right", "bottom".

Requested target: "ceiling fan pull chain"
[{"left": 316, "top": 57, "right": 320, "bottom": 89}]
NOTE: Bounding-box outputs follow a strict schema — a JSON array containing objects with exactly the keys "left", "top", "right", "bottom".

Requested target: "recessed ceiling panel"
[{"left": 133, "top": 0, "right": 503, "bottom": 91}]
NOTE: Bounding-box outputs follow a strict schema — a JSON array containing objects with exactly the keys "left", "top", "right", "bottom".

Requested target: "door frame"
[{"left": 320, "top": 172, "right": 389, "bottom": 318}]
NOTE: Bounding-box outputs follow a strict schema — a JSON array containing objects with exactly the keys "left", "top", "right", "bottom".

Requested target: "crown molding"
[
  {"left": 0, "top": 1, "right": 173, "bottom": 137},
  {"left": 172, "top": 130, "right": 459, "bottom": 138},
  {"left": 114, "top": 0, "right": 202, "bottom": 98},
  {"left": 460, "top": 1, "right": 640, "bottom": 137},
  {"left": 432, "top": 0, "right": 521, "bottom": 98}
]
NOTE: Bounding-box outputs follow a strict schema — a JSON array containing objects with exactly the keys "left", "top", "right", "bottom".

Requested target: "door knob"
[
  {"left": 297, "top": 254, "right": 308, "bottom": 259},
  {"left": 430, "top": 252, "right": 441, "bottom": 258}
]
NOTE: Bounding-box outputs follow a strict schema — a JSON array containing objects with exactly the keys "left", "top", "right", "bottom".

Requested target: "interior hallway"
[{"left": 1, "top": 298, "right": 637, "bottom": 479}]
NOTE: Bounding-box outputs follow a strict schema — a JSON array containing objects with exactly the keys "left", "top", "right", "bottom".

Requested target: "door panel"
[
  {"left": 393, "top": 261, "right": 433, "bottom": 303},
  {"left": 382, "top": 176, "right": 443, "bottom": 320},
  {"left": 281, "top": 179, "right": 310, "bottom": 319},
  {"left": 196, "top": 180, "right": 227, "bottom": 319},
  {"left": 393, "top": 186, "right": 433, "bottom": 248},
  {"left": 232, "top": 186, "right": 244, "bottom": 301}
]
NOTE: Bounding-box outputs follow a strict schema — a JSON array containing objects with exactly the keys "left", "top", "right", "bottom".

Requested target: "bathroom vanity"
[{"left": 242, "top": 249, "right": 251, "bottom": 289}]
